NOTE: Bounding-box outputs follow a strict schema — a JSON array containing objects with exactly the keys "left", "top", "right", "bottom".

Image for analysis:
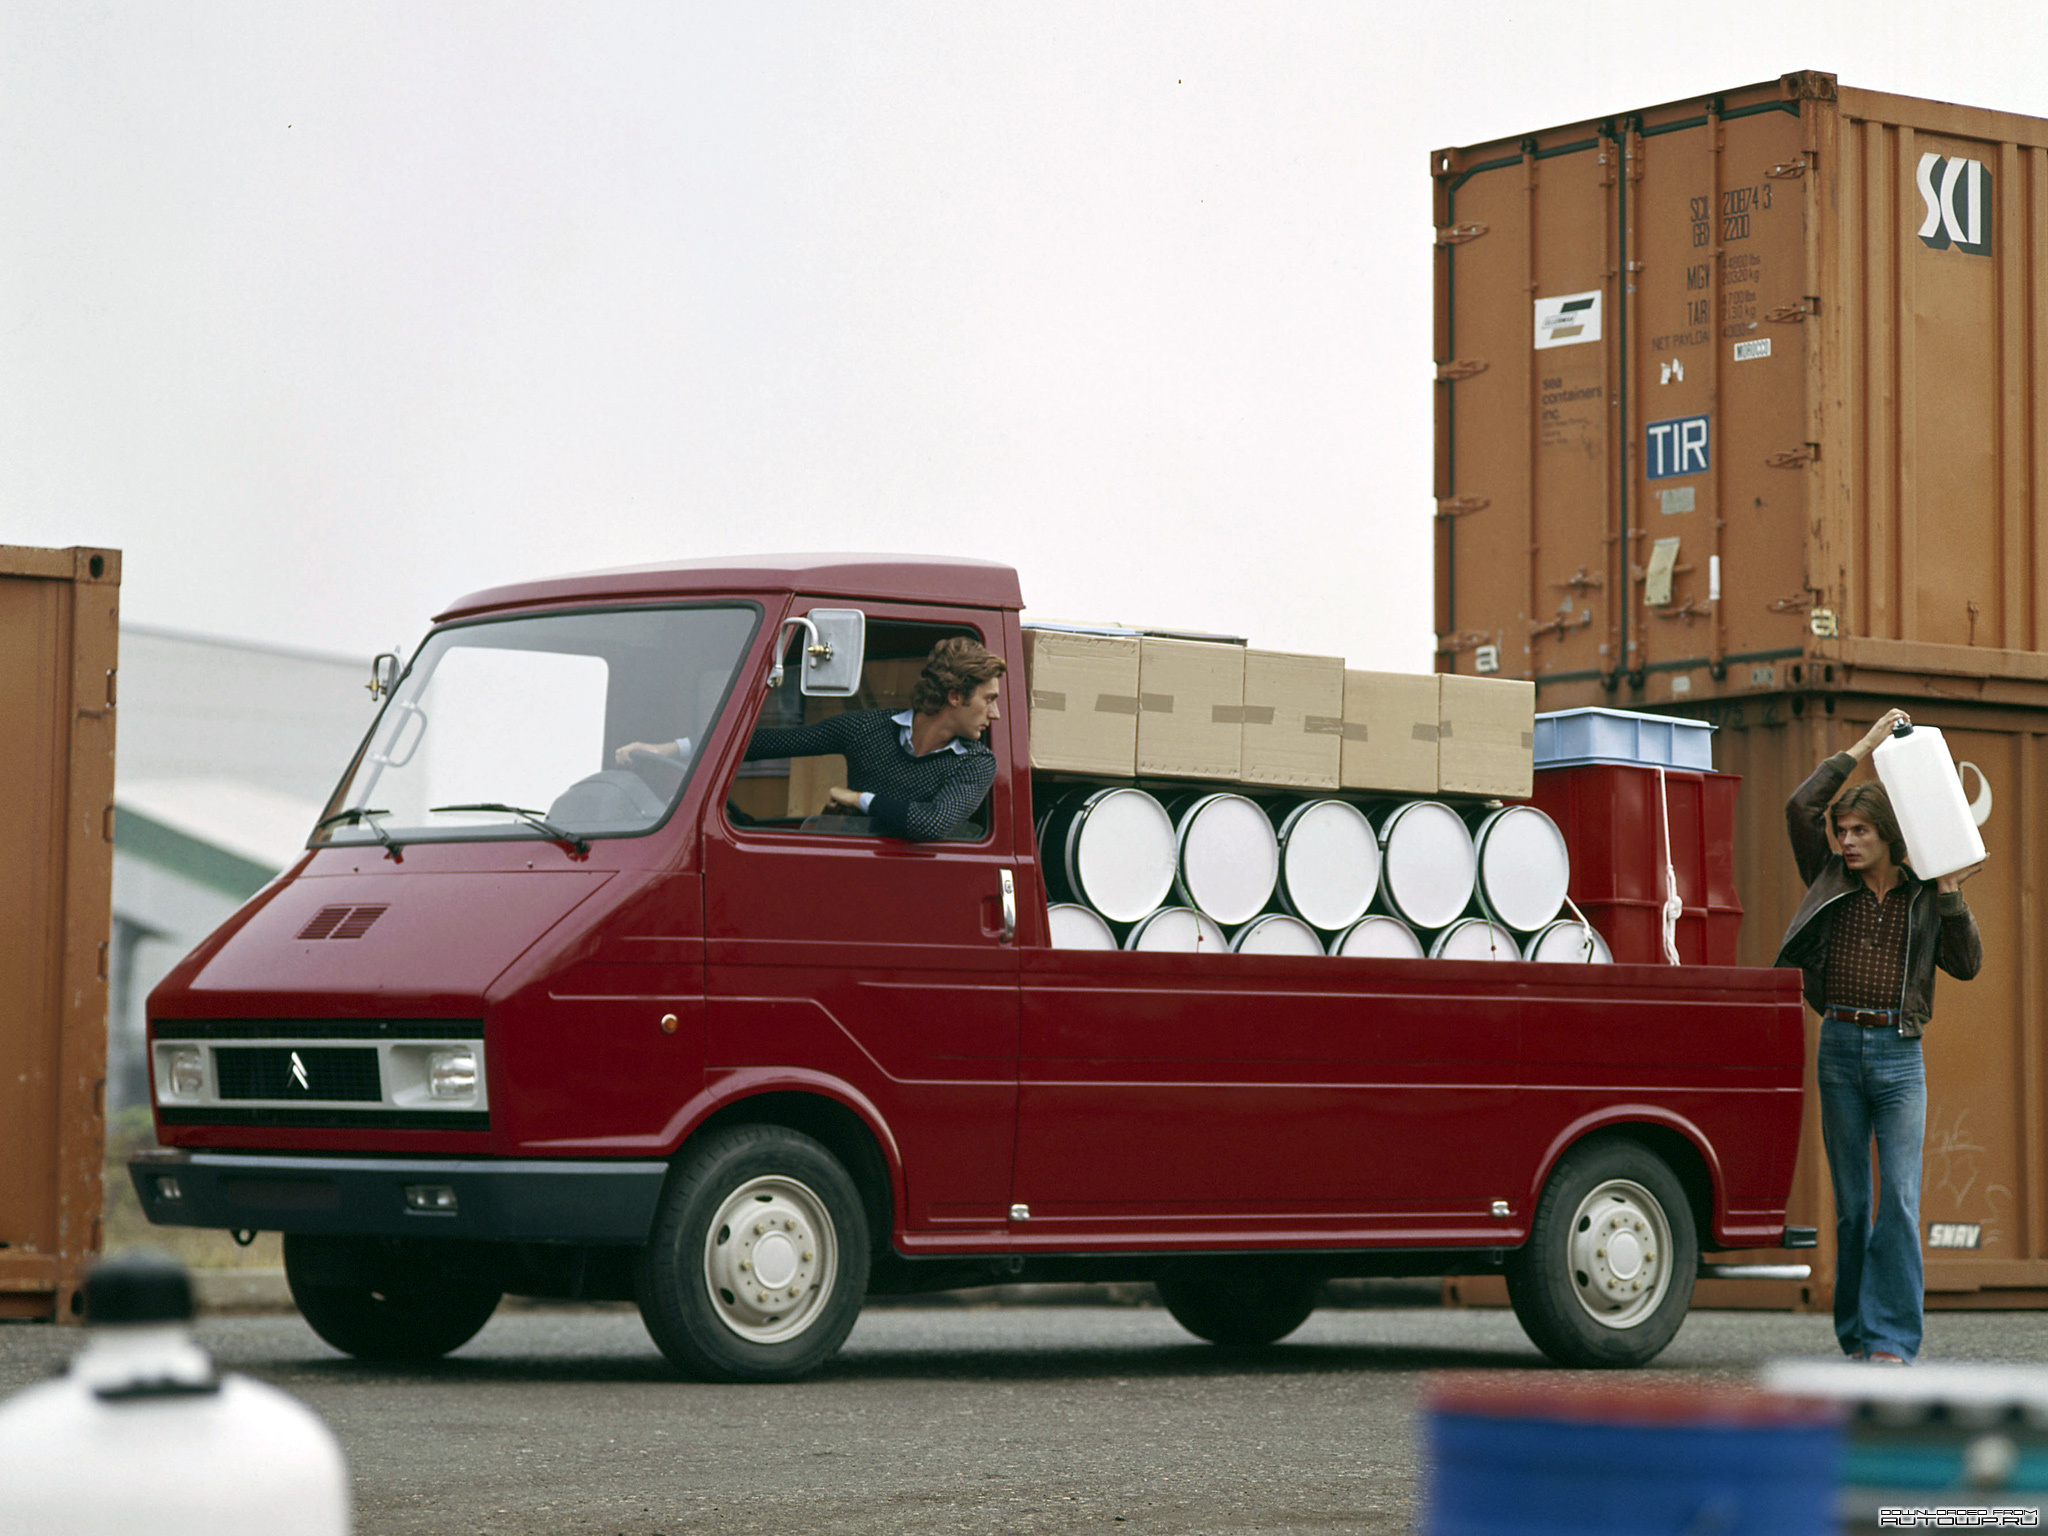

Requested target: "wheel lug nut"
[
  {"left": 803, "top": 1251, "right": 813, "bottom": 1262},
  {"left": 739, "top": 1260, "right": 751, "bottom": 1272}
]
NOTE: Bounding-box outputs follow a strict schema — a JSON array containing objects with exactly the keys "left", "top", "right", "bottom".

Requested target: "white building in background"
[{"left": 110, "top": 627, "right": 376, "bottom": 1112}]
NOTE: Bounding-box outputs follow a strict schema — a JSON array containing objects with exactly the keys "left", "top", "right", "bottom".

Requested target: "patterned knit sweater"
[{"left": 745, "top": 708, "right": 995, "bottom": 841}]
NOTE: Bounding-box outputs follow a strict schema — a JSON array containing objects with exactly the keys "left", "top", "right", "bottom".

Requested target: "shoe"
[{"left": 1868, "top": 1351, "right": 1907, "bottom": 1365}]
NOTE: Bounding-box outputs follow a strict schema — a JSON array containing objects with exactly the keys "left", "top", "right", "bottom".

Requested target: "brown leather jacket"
[{"left": 1773, "top": 751, "right": 1982, "bottom": 1037}]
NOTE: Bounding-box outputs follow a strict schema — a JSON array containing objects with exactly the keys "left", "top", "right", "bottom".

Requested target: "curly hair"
[
  {"left": 910, "top": 636, "right": 1006, "bottom": 715},
  {"left": 1832, "top": 780, "right": 1908, "bottom": 867}
]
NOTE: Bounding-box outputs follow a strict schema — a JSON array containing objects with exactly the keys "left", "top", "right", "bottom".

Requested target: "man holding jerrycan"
[{"left": 1777, "top": 707, "right": 1986, "bottom": 1365}]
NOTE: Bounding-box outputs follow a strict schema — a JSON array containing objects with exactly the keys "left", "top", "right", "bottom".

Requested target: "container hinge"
[
  {"left": 1435, "top": 222, "right": 1489, "bottom": 246},
  {"left": 1768, "top": 590, "right": 1818, "bottom": 613},
  {"left": 1436, "top": 358, "right": 1489, "bottom": 381},
  {"left": 1652, "top": 598, "right": 1714, "bottom": 623},
  {"left": 1766, "top": 444, "right": 1819, "bottom": 469},
  {"left": 1436, "top": 630, "right": 1495, "bottom": 655},
  {"left": 1436, "top": 495, "right": 1490, "bottom": 519},
  {"left": 1552, "top": 566, "right": 1604, "bottom": 592},
  {"left": 1529, "top": 611, "right": 1595, "bottom": 641},
  {"left": 1765, "top": 298, "right": 1816, "bottom": 323},
  {"left": 1766, "top": 159, "right": 1808, "bottom": 179}
]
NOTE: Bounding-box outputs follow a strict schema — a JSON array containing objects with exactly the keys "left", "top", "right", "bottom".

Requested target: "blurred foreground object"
[
  {"left": 0, "top": 1250, "right": 349, "bottom": 1535},
  {"left": 1422, "top": 1373, "right": 1840, "bottom": 1535},
  {"left": 1768, "top": 1360, "right": 2048, "bottom": 1532}
]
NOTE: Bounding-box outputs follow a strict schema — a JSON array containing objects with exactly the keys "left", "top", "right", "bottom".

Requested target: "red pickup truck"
[{"left": 132, "top": 555, "right": 1807, "bottom": 1379}]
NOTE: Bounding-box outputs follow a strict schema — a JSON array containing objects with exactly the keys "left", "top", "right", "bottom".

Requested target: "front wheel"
[
  {"left": 635, "top": 1125, "right": 870, "bottom": 1382},
  {"left": 1157, "top": 1259, "right": 1321, "bottom": 1346},
  {"left": 1505, "top": 1136, "right": 1698, "bottom": 1368}
]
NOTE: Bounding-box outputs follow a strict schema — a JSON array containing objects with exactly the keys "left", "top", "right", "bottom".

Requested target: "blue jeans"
[{"left": 1817, "top": 1018, "right": 1927, "bottom": 1360}]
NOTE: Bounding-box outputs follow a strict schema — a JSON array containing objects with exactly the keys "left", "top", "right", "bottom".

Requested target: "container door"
[
  {"left": 1435, "top": 84, "right": 1817, "bottom": 705},
  {"left": 703, "top": 604, "right": 1021, "bottom": 1240}
]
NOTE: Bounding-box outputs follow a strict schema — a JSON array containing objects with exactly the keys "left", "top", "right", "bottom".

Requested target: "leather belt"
[{"left": 1825, "top": 1006, "right": 1899, "bottom": 1028}]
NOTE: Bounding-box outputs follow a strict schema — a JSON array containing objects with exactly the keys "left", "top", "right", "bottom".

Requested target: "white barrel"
[
  {"left": 1041, "top": 787, "right": 1177, "bottom": 923},
  {"left": 1125, "top": 906, "right": 1228, "bottom": 953},
  {"left": 1375, "top": 800, "right": 1477, "bottom": 930},
  {"left": 1048, "top": 902, "right": 1119, "bottom": 950},
  {"left": 1429, "top": 916, "right": 1520, "bottom": 961},
  {"left": 1332, "top": 914, "right": 1426, "bottom": 958},
  {"left": 1230, "top": 913, "right": 1326, "bottom": 956},
  {"left": 1470, "top": 805, "right": 1571, "bottom": 932},
  {"left": 1871, "top": 723, "right": 1989, "bottom": 880},
  {"left": 1273, "top": 799, "right": 1380, "bottom": 931},
  {"left": 1171, "top": 792, "right": 1280, "bottom": 926},
  {"left": 1523, "top": 918, "right": 1614, "bottom": 963}
]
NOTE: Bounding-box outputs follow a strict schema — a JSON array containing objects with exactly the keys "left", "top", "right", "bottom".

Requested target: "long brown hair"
[{"left": 1831, "top": 780, "right": 1908, "bottom": 867}]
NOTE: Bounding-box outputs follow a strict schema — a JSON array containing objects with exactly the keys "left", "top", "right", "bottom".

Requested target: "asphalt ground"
[{"left": 6, "top": 1301, "right": 2048, "bottom": 1535}]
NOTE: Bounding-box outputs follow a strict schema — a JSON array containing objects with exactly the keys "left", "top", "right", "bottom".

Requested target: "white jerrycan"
[
  {"left": 0, "top": 1251, "right": 350, "bottom": 1536},
  {"left": 1871, "top": 722, "right": 1988, "bottom": 880}
]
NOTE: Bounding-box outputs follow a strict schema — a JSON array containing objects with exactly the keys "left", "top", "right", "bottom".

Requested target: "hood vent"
[{"left": 297, "top": 904, "right": 389, "bottom": 941}]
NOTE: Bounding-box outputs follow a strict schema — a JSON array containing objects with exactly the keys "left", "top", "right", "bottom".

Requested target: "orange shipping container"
[
  {"left": 1, "top": 545, "right": 120, "bottom": 1322},
  {"left": 1433, "top": 71, "right": 2048, "bottom": 713}
]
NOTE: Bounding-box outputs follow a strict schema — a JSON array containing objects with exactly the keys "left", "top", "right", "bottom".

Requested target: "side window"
[{"left": 726, "top": 618, "right": 992, "bottom": 838}]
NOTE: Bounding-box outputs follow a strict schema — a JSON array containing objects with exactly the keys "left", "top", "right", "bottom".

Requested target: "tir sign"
[
  {"left": 1917, "top": 154, "right": 1991, "bottom": 255},
  {"left": 1645, "top": 416, "right": 1709, "bottom": 481}
]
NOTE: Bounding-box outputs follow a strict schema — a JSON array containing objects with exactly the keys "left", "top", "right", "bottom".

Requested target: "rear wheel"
[
  {"left": 1505, "top": 1136, "right": 1697, "bottom": 1368},
  {"left": 282, "top": 1235, "right": 501, "bottom": 1361},
  {"left": 635, "top": 1125, "right": 870, "bottom": 1382},
  {"left": 1157, "top": 1259, "right": 1321, "bottom": 1346}
]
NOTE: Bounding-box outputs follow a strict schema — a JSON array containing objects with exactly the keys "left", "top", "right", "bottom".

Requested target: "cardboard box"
[
  {"left": 1339, "top": 671, "right": 1440, "bottom": 794},
  {"left": 1022, "top": 628, "right": 1141, "bottom": 776},
  {"left": 1137, "top": 637, "right": 1244, "bottom": 781},
  {"left": 1242, "top": 650, "right": 1344, "bottom": 789},
  {"left": 1438, "top": 674, "right": 1536, "bottom": 798}
]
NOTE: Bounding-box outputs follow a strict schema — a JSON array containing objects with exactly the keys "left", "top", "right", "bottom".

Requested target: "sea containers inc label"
[{"left": 1534, "top": 291, "right": 1602, "bottom": 349}]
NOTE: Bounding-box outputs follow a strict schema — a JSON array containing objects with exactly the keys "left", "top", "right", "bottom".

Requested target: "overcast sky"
[{"left": 6, "top": 3, "right": 2044, "bottom": 671}]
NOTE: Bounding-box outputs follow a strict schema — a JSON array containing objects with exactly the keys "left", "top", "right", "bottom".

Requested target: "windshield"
[{"left": 315, "top": 604, "right": 759, "bottom": 848}]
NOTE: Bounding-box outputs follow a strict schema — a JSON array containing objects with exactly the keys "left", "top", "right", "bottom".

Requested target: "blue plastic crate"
[{"left": 1533, "top": 708, "right": 1715, "bottom": 771}]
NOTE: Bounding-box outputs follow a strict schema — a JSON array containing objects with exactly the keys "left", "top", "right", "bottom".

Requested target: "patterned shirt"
[
  {"left": 744, "top": 707, "right": 995, "bottom": 841},
  {"left": 1823, "top": 879, "right": 1911, "bottom": 1011}
]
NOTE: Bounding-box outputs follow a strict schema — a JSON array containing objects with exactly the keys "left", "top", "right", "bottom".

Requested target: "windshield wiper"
[
  {"left": 428, "top": 803, "right": 590, "bottom": 855},
  {"left": 313, "top": 806, "right": 402, "bottom": 860}
]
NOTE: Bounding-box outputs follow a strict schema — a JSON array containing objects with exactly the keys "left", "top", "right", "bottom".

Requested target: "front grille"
[{"left": 214, "top": 1047, "right": 381, "bottom": 1102}]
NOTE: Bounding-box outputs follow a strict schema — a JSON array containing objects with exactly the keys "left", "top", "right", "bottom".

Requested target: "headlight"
[
  {"left": 167, "top": 1047, "right": 204, "bottom": 1098},
  {"left": 427, "top": 1048, "right": 477, "bottom": 1099}
]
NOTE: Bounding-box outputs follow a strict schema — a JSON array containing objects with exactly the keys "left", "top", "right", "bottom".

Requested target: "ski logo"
[
  {"left": 1917, "top": 153, "right": 1991, "bottom": 255},
  {"left": 289, "top": 1050, "right": 311, "bottom": 1091}
]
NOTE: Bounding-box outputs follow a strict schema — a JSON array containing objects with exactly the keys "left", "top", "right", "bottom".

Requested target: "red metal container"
[{"left": 1528, "top": 765, "right": 1743, "bottom": 964}]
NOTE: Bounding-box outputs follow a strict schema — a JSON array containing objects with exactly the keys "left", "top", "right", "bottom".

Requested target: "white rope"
[
  {"left": 1656, "top": 766, "right": 1683, "bottom": 965},
  {"left": 1560, "top": 890, "right": 1598, "bottom": 961}
]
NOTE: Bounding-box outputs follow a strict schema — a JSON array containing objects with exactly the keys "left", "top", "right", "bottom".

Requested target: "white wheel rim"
[
  {"left": 1567, "top": 1178, "right": 1673, "bottom": 1330},
  {"left": 702, "top": 1175, "right": 839, "bottom": 1345}
]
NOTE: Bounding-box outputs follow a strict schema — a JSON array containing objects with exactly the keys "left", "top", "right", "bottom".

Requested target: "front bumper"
[{"left": 130, "top": 1149, "right": 669, "bottom": 1243}]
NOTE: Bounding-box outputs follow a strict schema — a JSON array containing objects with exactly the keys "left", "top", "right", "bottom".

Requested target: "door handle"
[{"left": 998, "top": 869, "right": 1016, "bottom": 945}]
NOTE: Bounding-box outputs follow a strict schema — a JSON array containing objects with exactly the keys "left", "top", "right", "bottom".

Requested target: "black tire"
[
  {"left": 1505, "top": 1136, "right": 1698, "bottom": 1368},
  {"left": 635, "top": 1124, "right": 870, "bottom": 1382},
  {"left": 1157, "top": 1259, "right": 1321, "bottom": 1346},
  {"left": 282, "top": 1236, "right": 501, "bottom": 1362}
]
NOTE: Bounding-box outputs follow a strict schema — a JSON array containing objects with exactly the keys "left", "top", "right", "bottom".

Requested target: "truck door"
[{"left": 702, "top": 604, "right": 1022, "bottom": 1243}]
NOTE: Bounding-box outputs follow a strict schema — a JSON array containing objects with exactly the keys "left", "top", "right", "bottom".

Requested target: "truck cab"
[{"left": 133, "top": 554, "right": 1807, "bottom": 1379}]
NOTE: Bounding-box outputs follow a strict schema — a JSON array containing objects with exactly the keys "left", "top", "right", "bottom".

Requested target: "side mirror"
[
  {"left": 768, "top": 609, "right": 865, "bottom": 696},
  {"left": 367, "top": 653, "right": 399, "bottom": 701}
]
